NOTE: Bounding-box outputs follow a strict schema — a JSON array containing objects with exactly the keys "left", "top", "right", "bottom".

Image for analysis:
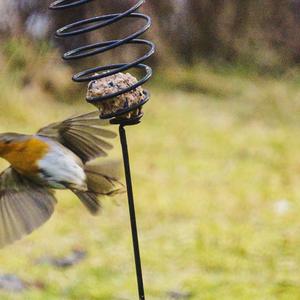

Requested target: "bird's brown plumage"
[
  {"left": 0, "top": 168, "right": 56, "bottom": 247},
  {"left": 37, "top": 111, "right": 116, "bottom": 162}
]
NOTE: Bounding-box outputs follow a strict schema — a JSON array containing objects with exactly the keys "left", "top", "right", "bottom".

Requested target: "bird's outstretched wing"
[
  {"left": 37, "top": 111, "right": 117, "bottom": 163},
  {"left": 0, "top": 168, "right": 56, "bottom": 248}
]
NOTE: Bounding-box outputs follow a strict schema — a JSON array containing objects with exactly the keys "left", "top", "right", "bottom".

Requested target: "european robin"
[{"left": 0, "top": 111, "right": 123, "bottom": 247}]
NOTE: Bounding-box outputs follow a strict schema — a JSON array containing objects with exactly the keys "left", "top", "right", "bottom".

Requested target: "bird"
[{"left": 0, "top": 111, "right": 123, "bottom": 247}]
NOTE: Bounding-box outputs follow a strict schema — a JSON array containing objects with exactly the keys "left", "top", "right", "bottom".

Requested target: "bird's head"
[{"left": 0, "top": 133, "right": 25, "bottom": 156}]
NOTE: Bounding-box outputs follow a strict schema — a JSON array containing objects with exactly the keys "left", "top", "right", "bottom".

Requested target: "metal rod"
[{"left": 119, "top": 125, "right": 145, "bottom": 300}]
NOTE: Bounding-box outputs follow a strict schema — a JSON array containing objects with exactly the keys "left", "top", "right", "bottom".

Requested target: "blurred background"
[{"left": 1, "top": 1, "right": 300, "bottom": 299}]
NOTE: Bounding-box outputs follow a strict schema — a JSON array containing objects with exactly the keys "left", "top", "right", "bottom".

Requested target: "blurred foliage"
[
  {"left": 1, "top": 0, "right": 300, "bottom": 72},
  {"left": 0, "top": 39, "right": 84, "bottom": 108}
]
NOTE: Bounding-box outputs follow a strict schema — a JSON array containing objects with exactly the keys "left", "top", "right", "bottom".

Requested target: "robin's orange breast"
[{"left": 1, "top": 138, "right": 50, "bottom": 175}]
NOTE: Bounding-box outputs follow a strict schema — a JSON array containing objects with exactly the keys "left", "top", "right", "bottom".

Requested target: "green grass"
[{"left": 1, "top": 40, "right": 300, "bottom": 299}]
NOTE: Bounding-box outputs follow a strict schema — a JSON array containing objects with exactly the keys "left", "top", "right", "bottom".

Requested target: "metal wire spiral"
[{"left": 49, "top": 0, "right": 155, "bottom": 125}]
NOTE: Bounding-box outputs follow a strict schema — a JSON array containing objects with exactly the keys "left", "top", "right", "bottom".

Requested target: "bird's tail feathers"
[{"left": 73, "top": 161, "right": 124, "bottom": 215}]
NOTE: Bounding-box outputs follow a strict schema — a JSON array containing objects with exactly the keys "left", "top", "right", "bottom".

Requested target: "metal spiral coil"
[{"left": 49, "top": 0, "right": 155, "bottom": 125}]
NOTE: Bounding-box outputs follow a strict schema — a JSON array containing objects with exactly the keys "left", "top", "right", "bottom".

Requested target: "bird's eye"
[{"left": 3, "top": 140, "right": 11, "bottom": 145}]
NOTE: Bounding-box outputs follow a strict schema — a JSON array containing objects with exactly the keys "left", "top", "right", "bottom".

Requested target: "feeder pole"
[{"left": 119, "top": 125, "right": 145, "bottom": 300}]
